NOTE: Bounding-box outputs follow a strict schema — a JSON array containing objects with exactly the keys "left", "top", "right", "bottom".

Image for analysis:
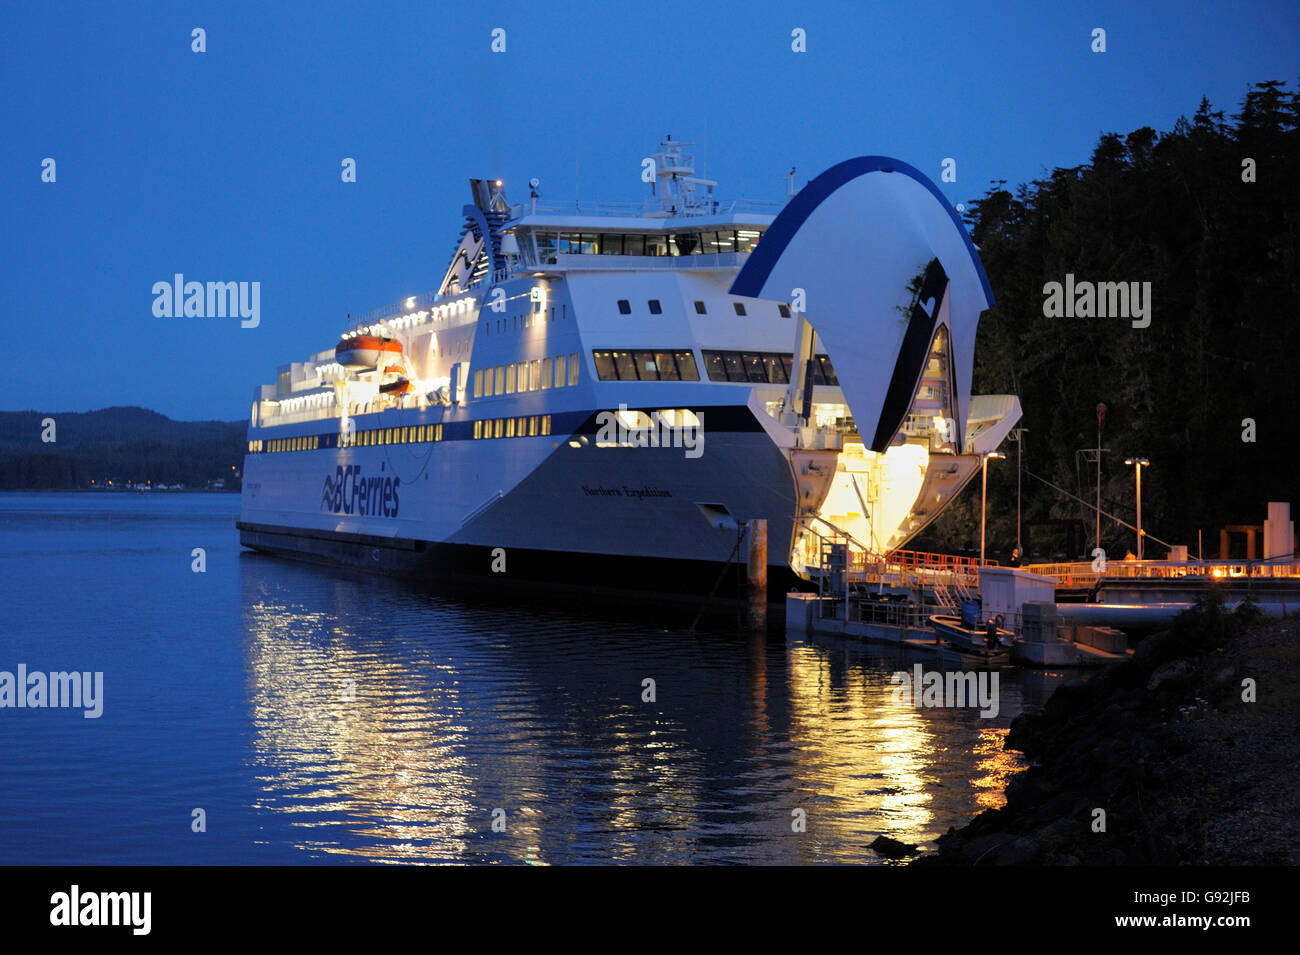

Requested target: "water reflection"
[{"left": 239, "top": 555, "right": 1086, "bottom": 863}]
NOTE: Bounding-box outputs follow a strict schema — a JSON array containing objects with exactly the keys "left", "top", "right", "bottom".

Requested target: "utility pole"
[
  {"left": 1011, "top": 427, "right": 1028, "bottom": 556},
  {"left": 1095, "top": 403, "right": 1107, "bottom": 555}
]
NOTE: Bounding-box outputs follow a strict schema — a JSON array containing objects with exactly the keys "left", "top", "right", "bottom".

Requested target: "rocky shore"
[{"left": 912, "top": 597, "right": 1299, "bottom": 865}]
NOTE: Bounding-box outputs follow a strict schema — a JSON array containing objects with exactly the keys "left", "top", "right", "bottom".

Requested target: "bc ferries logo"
[{"left": 321, "top": 465, "right": 401, "bottom": 517}]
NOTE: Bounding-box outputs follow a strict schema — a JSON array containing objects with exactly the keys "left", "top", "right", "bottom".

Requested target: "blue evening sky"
[{"left": 3, "top": 0, "right": 1296, "bottom": 420}]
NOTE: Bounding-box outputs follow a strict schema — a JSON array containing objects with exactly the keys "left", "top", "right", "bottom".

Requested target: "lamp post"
[
  {"left": 1124, "top": 457, "right": 1149, "bottom": 559},
  {"left": 1011, "top": 427, "right": 1028, "bottom": 557},
  {"left": 980, "top": 451, "right": 1006, "bottom": 567}
]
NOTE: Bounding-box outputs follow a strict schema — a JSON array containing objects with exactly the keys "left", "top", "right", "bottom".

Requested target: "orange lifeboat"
[{"left": 335, "top": 335, "right": 402, "bottom": 368}]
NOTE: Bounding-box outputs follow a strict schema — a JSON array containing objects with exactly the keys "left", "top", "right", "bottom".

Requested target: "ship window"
[
  {"left": 736, "top": 230, "right": 761, "bottom": 253},
  {"left": 528, "top": 416, "right": 538, "bottom": 436},
  {"left": 778, "top": 304, "right": 792, "bottom": 318},
  {"left": 554, "top": 353, "right": 566, "bottom": 387},
  {"left": 612, "top": 350, "right": 636, "bottom": 381},
  {"left": 473, "top": 370, "right": 482, "bottom": 398},
  {"left": 541, "top": 415, "right": 552, "bottom": 436},
  {"left": 517, "top": 416, "right": 527, "bottom": 436},
  {"left": 623, "top": 235, "right": 645, "bottom": 256},
  {"left": 644, "top": 235, "right": 667, "bottom": 257},
  {"left": 506, "top": 364, "right": 516, "bottom": 394},
  {"left": 733, "top": 302, "right": 746, "bottom": 316},
  {"left": 809, "top": 358, "right": 827, "bottom": 386},
  {"left": 474, "top": 420, "right": 482, "bottom": 439},
  {"left": 819, "top": 355, "right": 839, "bottom": 386},
  {"left": 568, "top": 353, "right": 578, "bottom": 384},
  {"left": 699, "top": 231, "right": 718, "bottom": 251},
  {"left": 675, "top": 350, "right": 700, "bottom": 381},
  {"left": 647, "top": 299, "right": 662, "bottom": 314},
  {"left": 494, "top": 419, "right": 504, "bottom": 438},
  {"left": 529, "top": 359, "right": 541, "bottom": 391},
  {"left": 617, "top": 299, "right": 631, "bottom": 315},
  {"left": 634, "top": 351, "right": 660, "bottom": 380},
  {"left": 780, "top": 355, "right": 794, "bottom": 381},
  {"left": 723, "top": 353, "right": 746, "bottom": 382},
  {"left": 741, "top": 354, "right": 768, "bottom": 383},
  {"left": 603, "top": 234, "right": 624, "bottom": 255},
  {"left": 654, "top": 351, "right": 680, "bottom": 381},
  {"left": 762, "top": 355, "right": 788, "bottom": 384},
  {"left": 704, "top": 352, "right": 727, "bottom": 382},
  {"left": 520, "top": 361, "right": 531, "bottom": 391},
  {"left": 506, "top": 418, "right": 516, "bottom": 438},
  {"left": 495, "top": 366, "right": 505, "bottom": 395},
  {"left": 593, "top": 350, "right": 616, "bottom": 380},
  {"left": 715, "top": 230, "right": 735, "bottom": 252},
  {"left": 694, "top": 301, "right": 707, "bottom": 314},
  {"left": 673, "top": 233, "right": 700, "bottom": 255},
  {"left": 436, "top": 424, "right": 443, "bottom": 441},
  {"left": 541, "top": 357, "right": 553, "bottom": 389}
]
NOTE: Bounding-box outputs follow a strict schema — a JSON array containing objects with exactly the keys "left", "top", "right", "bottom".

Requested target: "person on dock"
[{"left": 984, "top": 618, "right": 998, "bottom": 649}]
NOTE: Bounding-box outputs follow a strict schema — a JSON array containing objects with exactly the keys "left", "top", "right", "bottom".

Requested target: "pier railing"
[{"left": 1025, "top": 558, "right": 1300, "bottom": 586}]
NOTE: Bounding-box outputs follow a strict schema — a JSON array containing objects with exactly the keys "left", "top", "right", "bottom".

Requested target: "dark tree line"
[
  {"left": 914, "top": 80, "right": 1300, "bottom": 561},
  {"left": 0, "top": 407, "right": 245, "bottom": 490}
]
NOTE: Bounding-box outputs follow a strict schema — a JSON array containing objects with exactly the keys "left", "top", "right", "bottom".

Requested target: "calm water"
[{"left": 0, "top": 492, "right": 1079, "bottom": 865}]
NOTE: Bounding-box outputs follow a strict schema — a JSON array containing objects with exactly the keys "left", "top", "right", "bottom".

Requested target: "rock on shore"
[{"left": 914, "top": 597, "right": 1299, "bottom": 865}]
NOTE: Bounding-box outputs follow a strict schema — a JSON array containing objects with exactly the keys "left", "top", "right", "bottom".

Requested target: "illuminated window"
[
  {"left": 474, "top": 420, "right": 483, "bottom": 439},
  {"left": 435, "top": 423, "right": 443, "bottom": 441},
  {"left": 541, "top": 415, "right": 552, "bottom": 436},
  {"left": 506, "top": 418, "right": 516, "bottom": 438},
  {"left": 554, "top": 353, "right": 566, "bottom": 388},
  {"left": 517, "top": 417, "right": 526, "bottom": 436},
  {"left": 506, "top": 364, "right": 516, "bottom": 394},
  {"left": 540, "top": 357, "right": 552, "bottom": 390},
  {"left": 473, "top": 369, "right": 483, "bottom": 398},
  {"left": 592, "top": 351, "right": 617, "bottom": 380},
  {"left": 568, "top": 353, "right": 579, "bottom": 385},
  {"left": 528, "top": 416, "right": 538, "bottom": 436},
  {"left": 495, "top": 366, "right": 505, "bottom": 395},
  {"left": 529, "top": 359, "right": 541, "bottom": 391},
  {"left": 494, "top": 419, "right": 504, "bottom": 438}
]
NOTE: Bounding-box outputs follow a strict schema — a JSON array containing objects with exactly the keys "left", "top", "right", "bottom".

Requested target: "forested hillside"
[{"left": 914, "top": 80, "right": 1299, "bottom": 561}]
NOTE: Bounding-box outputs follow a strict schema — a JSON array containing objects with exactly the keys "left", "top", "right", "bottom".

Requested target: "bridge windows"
[
  {"left": 701, "top": 350, "right": 839, "bottom": 385},
  {"left": 592, "top": 349, "right": 701, "bottom": 381}
]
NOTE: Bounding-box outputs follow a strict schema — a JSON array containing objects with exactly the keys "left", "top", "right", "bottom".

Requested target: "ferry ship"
[{"left": 237, "top": 138, "right": 1022, "bottom": 594}]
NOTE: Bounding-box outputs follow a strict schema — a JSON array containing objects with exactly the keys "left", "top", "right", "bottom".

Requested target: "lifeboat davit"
[
  {"left": 380, "top": 378, "right": 413, "bottom": 395},
  {"left": 335, "top": 335, "right": 402, "bottom": 368}
]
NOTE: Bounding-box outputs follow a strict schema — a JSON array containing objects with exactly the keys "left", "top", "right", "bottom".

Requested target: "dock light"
[
  {"left": 406, "top": 297, "right": 416, "bottom": 310},
  {"left": 1125, "top": 457, "right": 1150, "bottom": 559},
  {"left": 980, "top": 451, "right": 1006, "bottom": 567}
]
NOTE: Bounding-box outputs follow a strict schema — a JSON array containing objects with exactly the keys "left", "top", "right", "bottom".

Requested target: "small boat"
[
  {"left": 929, "top": 614, "right": 1015, "bottom": 664},
  {"left": 334, "top": 334, "right": 403, "bottom": 368},
  {"left": 379, "top": 378, "right": 413, "bottom": 395}
]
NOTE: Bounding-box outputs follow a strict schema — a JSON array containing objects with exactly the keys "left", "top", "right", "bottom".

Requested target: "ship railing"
[
  {"left": 517, "top": 197, "right": 786, "bottom": 219},
  {"left": 548, "top": 251, "right": 751, "bottom": 270}
]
